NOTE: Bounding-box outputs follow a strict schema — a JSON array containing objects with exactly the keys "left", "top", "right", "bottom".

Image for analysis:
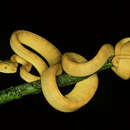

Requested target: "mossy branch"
[{"left": 0, "top": 56, "right": 114, "bottom": 104}]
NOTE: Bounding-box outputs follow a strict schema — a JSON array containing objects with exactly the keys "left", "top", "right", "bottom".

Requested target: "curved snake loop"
[
  {"left": 112, "top": 38, "right": 130, "bottom": 80},
  {"left": 0, "top": 30, "right": 116, "bottom": 112},
  {"left": 10, "top": 30, "right": 62, "bottom": 82},
  {"left": 62, "top": 44, "right": 114, "bottom": 77}
]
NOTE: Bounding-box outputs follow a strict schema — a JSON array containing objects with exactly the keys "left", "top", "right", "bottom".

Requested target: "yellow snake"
[{"left": 0, "top": 30, "right": 129, "bottom": 112}]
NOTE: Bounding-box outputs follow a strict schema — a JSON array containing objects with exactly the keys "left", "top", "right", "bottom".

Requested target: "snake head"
[
  {"left": 112, "top": 38, "right": 130, "bottom": 80},
  {"left": 0, "top": 60, "right": 18, "bottom": 73}
]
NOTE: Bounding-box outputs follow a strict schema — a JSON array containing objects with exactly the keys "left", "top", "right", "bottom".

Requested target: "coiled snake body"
[{"left": 1, "top": 30, "right": 128, "bottom": 112}]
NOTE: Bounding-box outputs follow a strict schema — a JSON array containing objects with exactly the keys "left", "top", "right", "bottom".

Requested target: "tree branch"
[{"left": 0, "top": 56, "right": 114, "bottom": 104}]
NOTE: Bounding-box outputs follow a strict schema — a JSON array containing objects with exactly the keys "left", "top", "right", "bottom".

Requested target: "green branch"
[{"left": 0, "top": 56, "right": 114, "bottom": 105}]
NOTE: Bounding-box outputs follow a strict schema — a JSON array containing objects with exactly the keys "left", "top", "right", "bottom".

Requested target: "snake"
[{"left": 0, "top": 30, "right": 118, "bottom": 112}]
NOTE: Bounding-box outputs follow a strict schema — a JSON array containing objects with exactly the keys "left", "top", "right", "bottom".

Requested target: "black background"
[{"left": 0, "top": 1, "right": 130, "bottom": 129}]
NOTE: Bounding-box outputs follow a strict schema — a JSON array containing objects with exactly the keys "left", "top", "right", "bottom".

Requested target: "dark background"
[{"left": 0, "top": 1, "right": 129, "bottom": 129}]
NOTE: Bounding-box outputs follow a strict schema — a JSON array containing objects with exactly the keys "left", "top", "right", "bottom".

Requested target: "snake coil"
[{"left": 0, "top": 30, "right": 130, "bottom": 112}]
